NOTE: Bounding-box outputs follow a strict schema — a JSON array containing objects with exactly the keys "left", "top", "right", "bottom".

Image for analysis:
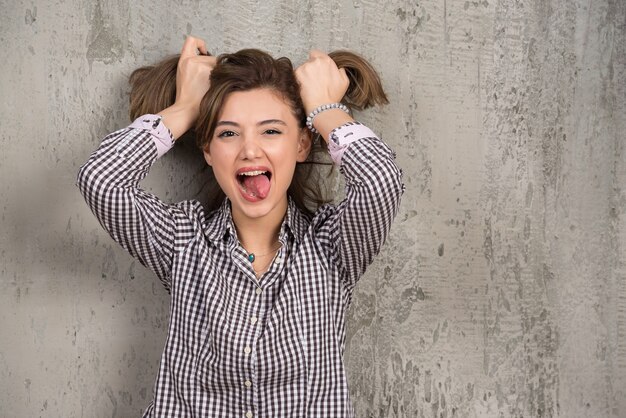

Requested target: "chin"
[{"left": 230, "top": 191, "right": 288, "bottom": 221}]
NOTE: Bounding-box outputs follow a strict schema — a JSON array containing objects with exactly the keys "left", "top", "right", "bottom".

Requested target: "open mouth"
[{"left": 236, "top": 169, "right": 272, "bottom": 201}]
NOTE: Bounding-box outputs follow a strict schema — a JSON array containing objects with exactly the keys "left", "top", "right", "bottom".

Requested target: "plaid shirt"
[{"left": 77, "top": 116, "right": 404, "bottom": 417}]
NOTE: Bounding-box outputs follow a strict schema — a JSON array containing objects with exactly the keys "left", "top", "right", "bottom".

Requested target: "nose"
[{"left": 238, "top": 133, "right": 263, "bottom": 160}]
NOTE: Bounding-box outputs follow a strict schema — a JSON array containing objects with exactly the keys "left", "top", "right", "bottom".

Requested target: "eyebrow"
[{"left": 216, "top": 119, "right": 287, "bottom": 127}]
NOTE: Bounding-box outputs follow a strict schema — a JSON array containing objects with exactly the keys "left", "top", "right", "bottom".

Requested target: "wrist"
[
  {"left": 305, "top": 102, "right": 351, "bottom": 136},
  {"left": 158, "top": 103, "right": 198, "bottom": 140},
  {"left": 303, "top": 97, "right": 341, "bottom": 115},
  {"left": 311, "top": 110, "right": 354, "bottom": 143}
]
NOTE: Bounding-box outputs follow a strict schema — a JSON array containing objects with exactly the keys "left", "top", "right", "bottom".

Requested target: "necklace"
[{"left": 247, "top": 242, "right": 282, "bottom": 263}]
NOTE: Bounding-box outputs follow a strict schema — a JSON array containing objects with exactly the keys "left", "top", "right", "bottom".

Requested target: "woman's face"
[{"left": 204, "top": 88, "right": 311, "bottom": 225}]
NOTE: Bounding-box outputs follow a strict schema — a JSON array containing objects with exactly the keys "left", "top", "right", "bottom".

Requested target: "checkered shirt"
[{"left": 77, "top": 116, "right": 404, "bottom": 417}]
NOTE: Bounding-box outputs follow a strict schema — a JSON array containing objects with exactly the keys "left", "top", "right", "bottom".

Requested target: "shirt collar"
[
  {"left": 203, "top": 196, "right": 310, "bottom": 245},
  {"left": 200, "top": 198, "right": 232, "bottom": 245},
  {"left": 281, "top": 197, "right": 309, "bottom": 244}
]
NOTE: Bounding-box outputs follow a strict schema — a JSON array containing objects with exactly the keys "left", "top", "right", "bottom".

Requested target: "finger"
[
  {"left": 200, "top": 55, "right": 217, "bottom": 68},
  {"left": 308, "top": 49, "right": 327, "bottom": 60},
  {"left": 339, "top": 67, "right": 350, "bottom": 92},
  {"left": 180, "top": 36, "right": 197, "bottom": 56},
  {"left": 197, "top": 40, "right": 209, "bottom": 56},
  {"left": 181, "top": 35, "right": 206, "bottom": 57},
  {"left": 338, "top": 67, "right": 349, "bottom": 82}
]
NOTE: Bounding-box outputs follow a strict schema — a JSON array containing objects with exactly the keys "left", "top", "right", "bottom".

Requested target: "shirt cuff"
[
  {"left": 327, "top": 122, "right": 379, "bottom": 165},
  {"left": 129, "top": 114, "right": 175, "bottom": 158}
]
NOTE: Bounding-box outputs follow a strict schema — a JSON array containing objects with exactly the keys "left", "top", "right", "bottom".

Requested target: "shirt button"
[
  {"left": 255, "top": 287, "right": 262, "bottom": 295},
  {"left": 245, "top": 412, "right": 253, "bottom": 418},
  {"left": 244, "top": 346, "right": 251, "bottom": 355},
  {"left": 244, "top": 379, "right": 252, "bottom": 388},
  {"left": 250, "top": 316, "right": 258, "bottom": 325}
]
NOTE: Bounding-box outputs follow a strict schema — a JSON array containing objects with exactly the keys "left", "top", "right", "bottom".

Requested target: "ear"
[
  {"left": 296, "top": 129, "right": 313, "bottom": 162},
  {"left": 203, "top": 145, "right": 213, "bottom": 166}
]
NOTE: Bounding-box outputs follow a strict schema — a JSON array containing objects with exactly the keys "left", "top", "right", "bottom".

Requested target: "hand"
[
  {"left": 174, "top": 36, "right": 216, "bottom": 117},
  {"left": 160, "top": 36, "right": 216, "bottom": 139},
  {"left": 295, "top": 50, "right": 349, "bottom": 115}
]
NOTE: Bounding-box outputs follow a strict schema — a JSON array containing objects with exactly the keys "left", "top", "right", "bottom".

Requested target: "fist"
[
  {"left": 175, "top": 36, "right": 217, "bottom": 113},
  {"left": 295, "top": 50, "right": 349, "bottom": 115}
]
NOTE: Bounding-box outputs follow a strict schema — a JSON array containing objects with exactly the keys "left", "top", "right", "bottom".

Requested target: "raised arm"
[
  {"left": 296, "top": 50, "right": 404, "bottom": 288},
  {"left": 77, "top": 37, "right": 216, "bottom": 290}
]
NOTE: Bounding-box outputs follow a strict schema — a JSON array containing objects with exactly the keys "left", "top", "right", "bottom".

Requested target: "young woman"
[{"left": 78, "top": 36, "right": 403, "bottom": 417}]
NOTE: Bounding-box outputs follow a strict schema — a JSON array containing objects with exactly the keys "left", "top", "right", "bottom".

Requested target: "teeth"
[{"left": 239, "top": 170, "right": 267, "bottom": 176}]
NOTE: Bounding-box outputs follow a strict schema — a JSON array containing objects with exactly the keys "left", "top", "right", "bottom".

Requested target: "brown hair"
[{"left": 129, "top": 49, "right": 388, "bottom": 214}]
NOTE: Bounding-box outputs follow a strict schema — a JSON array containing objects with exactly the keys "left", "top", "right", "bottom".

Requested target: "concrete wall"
[{"left": 1, "top": 0, "right": 624, "bottom": 416}]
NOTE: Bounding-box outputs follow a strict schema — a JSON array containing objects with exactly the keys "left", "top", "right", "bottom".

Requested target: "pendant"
[{"left": 248, "top": 253, "right": 255, "bottom": 263}]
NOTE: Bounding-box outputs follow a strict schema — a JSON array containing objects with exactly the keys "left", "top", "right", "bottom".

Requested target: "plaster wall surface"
[{"left": 0, "top": 0, "right": 624, "bottom": 417}]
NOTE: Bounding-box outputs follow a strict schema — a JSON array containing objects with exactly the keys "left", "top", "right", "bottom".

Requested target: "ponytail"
[
  {"left": 128, "top": 55, "right": 179, "bottom": 121},
  {"left": 328, "top": 50, "right": 388, "bottom": 111}
]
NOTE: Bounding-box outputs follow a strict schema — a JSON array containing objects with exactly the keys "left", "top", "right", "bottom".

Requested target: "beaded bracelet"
[{"left": 306, "top": 103, "right": 350, "bottom": 134}]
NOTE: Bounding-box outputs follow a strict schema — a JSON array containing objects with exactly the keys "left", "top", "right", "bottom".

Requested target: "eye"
[
  {"left": 217, "top": 130, "right": 237, "bottom": 138},
  {"left": 263, "top": 129, "right": 282, "bottom": 135}
]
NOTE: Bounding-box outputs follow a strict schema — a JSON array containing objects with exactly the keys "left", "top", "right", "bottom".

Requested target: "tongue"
[{"left": 242, "top": 174, "right": 270, "bottom": 199}]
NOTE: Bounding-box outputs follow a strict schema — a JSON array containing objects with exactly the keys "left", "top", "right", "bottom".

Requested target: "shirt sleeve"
[
  {"left": 76, "top": 115, "right": 187, "bottom": 292},
  {"left": 327, "top": 122, "right": 405, "bottom": 289}
]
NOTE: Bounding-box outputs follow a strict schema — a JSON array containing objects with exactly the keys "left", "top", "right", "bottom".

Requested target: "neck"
[{"left": 231, "top": 200, "right": 287, "bottom": 254}]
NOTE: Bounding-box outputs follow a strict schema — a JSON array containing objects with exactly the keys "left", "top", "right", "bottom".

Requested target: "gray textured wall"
[{"left": 1, "top": 0, "right": 624, "bottom": 417}]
